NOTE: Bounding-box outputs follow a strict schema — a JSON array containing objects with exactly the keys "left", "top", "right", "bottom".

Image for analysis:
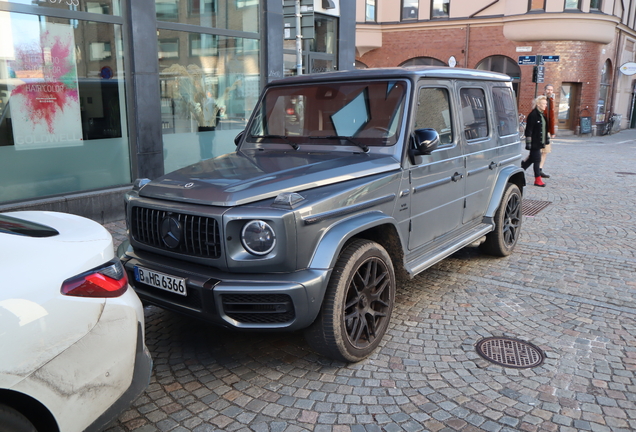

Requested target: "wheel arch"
[
  {"left": 484, "top": 167, "right": 526, "bottom": 220},
  {"left": 0, "top": 389, "right": 59, "bottom": 432},
  {"left": 308, "top": 211, "right": 406, "bottom": 280}
]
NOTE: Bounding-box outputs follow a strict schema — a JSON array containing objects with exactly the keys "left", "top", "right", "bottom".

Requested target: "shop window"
[
  {"left": 0, "top": 12, "right": 130, "bottom": 203},
  {"left": 400, "top": 57, "right": 446, "bottom": 66},
  {"left": 529, "top": 0, "right": 545, "bottom": 11},
  {"left": 158, "top": 29, "right": 260, "bottom": 172},
  {"left": 157, "top": 0, "right": 259, "bottom": 32},
  {"left": 432, "top": 0, "right": 450, "bottom": 18},
  {"left": 402, "top": 0, "right": 418, "bottom": 21},
  {"left": 564, "top": 0, "right": 581, "bottom": 9},
  {"left": 366, "top": 0, "right": 376, "bottom": 22},
  {"left": 2, "top": 0, "right": 120, "bottom": 15}
]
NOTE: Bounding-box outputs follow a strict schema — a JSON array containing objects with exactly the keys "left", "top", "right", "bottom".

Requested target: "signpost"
[{"left": 518, "top": 54, "right": 560, "bottom": 97}]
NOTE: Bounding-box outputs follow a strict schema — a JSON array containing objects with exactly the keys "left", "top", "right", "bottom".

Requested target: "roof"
[{"left": 269, "top": 66, "right": 513, "bottom": 86}]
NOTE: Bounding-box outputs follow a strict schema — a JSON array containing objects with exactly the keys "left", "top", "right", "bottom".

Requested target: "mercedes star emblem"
[{"left": 160, "top": 216, "right": 182, "bottom": 249}]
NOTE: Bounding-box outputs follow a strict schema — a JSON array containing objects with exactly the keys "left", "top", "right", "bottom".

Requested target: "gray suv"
[{"left": 119, "top": 67, "right": 525, "bottom": 362}]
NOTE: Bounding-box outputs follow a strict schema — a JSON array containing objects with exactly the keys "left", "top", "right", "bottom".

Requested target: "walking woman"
[{"left": 521, "top": 95, "right": 550, "bottom": 187}]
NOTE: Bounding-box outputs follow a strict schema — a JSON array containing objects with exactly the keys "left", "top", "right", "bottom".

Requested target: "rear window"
[{"left": 0, "top": 214, "right": 59, "bottom": 237}]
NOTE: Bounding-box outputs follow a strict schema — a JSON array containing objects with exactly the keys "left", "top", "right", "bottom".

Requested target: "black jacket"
[{"left": 525, "top": 108, "right": 550, "bottom": 150}]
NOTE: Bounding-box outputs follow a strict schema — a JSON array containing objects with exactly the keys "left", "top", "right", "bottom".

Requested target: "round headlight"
[{"left": 241, "top": 220, "right": 276, "bottom": 256}]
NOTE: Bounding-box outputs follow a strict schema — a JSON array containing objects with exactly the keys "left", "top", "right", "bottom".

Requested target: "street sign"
[
  {"left": 518, "top": 55, "right": 536, "bottom": 65},
  {"left": 542, "top": 55, "right": 560, "bottom": 63},
  {"left": 532, "top": 66, "right": 545, "bottom": 83}
]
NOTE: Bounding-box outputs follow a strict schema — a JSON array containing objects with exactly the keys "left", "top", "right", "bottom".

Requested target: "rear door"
[
  {"left": 407, "top": 82, "right": 465, "bottom": 250},
  {"left": 457, "top": 83, "right": 499, "bottom": 224}
]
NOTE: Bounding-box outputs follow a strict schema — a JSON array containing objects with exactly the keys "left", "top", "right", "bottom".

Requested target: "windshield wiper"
[
  {"left": 309, "top": 135, "right": 369, "bottom": 153},
  {"left": 252, "top": 134, "right": 299, "bottom": 150}
]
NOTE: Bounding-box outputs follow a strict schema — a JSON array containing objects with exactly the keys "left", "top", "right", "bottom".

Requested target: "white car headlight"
[{"left": 241, "top": 220, "right": 276, "bottom": 256}]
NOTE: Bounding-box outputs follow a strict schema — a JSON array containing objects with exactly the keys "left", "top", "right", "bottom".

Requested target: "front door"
[
  {"left": 408, "top": 83, "right": 465, "bottom": 250},
  {"left": 558, "top": 83, "right": 581, "bottom": 131}
]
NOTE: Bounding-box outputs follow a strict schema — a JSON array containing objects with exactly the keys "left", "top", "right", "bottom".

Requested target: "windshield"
[{"left": 248, "top": 80, "right": 407, "bottom": 148}]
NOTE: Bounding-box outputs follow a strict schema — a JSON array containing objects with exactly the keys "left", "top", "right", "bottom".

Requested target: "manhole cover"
[
  {"left": 475, "top": 337, "right": 544, "bottom": 368},
  {"left": 616, "top": 172, "right": 636, "bottom": 176},
  {"left": 522, "top": 199, "right": 551, "bottom": 217}
]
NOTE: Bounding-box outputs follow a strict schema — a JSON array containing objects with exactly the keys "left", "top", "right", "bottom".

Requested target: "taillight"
[{"left": 61, "top": 259, "right": 128, "bottom": 298}]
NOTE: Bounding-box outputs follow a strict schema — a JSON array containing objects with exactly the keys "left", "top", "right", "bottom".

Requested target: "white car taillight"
[{"left": 61, "top": 259, "right": 128, "bottom": 298}]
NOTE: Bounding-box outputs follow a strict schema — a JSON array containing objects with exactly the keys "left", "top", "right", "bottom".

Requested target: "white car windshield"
[{"left": 248, "top": 80, "right": 407, "bottom": 148}]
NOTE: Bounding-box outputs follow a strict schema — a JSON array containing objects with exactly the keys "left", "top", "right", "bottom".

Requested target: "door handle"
[
  {"left": 489, "top": 161, "right": 498, "bottom": 170},
  {"left": 451, "top": 172, "right": 463, "bottom": 182}
]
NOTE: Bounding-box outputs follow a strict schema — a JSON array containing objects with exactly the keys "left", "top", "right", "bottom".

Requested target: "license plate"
[{"left": 134, "top": 266, "right": 187, "bottom": 296}]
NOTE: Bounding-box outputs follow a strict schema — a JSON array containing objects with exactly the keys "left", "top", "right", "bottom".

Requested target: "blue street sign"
[
  {"left": 518, "top": 55, "right": 536, "bottom": 65},
  {"left": 543, "top": 55, "right": 560, "bottom": 63}
]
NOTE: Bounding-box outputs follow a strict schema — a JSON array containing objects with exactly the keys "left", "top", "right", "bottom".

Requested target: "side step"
[{"left": 405, "top": 223, "right": 493, "bottom": 277}]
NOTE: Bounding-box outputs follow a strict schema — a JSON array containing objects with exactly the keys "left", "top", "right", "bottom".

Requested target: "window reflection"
[
  {"left": 156, "top": 0, "right": 259, "bottom": 32},
  {"left": 158, "top": 29, "right": 259, "bottom": 172}
]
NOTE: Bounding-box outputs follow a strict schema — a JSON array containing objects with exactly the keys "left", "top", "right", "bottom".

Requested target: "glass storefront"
[
  {"left": 0, "top": 10, "right": 129, "bottom": 203},
  {"left": 156, "top": 0, "right": 260, "bottom": 172}
]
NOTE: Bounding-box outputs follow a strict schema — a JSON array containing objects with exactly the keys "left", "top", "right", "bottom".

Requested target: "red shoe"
[{"left": 534, "top": 176, "right": 546, "bottom": 187}]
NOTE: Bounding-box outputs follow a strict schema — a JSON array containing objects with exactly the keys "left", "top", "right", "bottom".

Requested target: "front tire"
[
  {"left": 0, "top": 405, "right": 37, "bottom": 432},
  {"left": 481, "top": 183, "right": 522, "bottom": 257},
  {"left": 305, "top": 239, "right": 396, "bottom": 362}
]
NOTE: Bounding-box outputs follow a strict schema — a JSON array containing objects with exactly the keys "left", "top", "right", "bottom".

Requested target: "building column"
[
  {"left": 126, "top": 0, "right": 164, "bottom": 180},
  {"left": 264, "top": 0, "right": 285, "bottom": 83}
]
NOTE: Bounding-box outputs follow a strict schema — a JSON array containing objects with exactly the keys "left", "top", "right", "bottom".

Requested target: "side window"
[
  {"left": 492, "top": 87, "right": 517, "bottom": 137},
  {"left": 415, "top": 87, "right": 454, "bottom": 145},
  {"left": 460, "top": 88, "right": 489, "bottom": 141}
]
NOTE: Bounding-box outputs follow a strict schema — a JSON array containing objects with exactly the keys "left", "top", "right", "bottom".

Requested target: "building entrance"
[{"left": 558, "top": 83, "right": 581, "bottom": 131}]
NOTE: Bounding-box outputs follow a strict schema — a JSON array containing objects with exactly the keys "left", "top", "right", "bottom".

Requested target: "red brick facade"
[{"left": 358, "top": 24, "right": 617, "bottom": 132}]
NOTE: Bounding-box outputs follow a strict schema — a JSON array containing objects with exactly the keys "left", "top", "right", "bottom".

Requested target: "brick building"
[{"left": 355, "top": 0, "right": 636, "bottom": 134}]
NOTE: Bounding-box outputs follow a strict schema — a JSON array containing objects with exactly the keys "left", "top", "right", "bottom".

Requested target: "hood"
[{"left": 139, "top": 150, "right": 400, "bottom": 206}]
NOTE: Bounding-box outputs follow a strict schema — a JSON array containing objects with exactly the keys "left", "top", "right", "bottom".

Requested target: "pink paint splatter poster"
[{"left": 9, "top": 23, "right": 82, "bottom": 150}]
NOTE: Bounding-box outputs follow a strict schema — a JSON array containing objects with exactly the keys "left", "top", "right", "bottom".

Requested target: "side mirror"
[
  {"left": 413, "top": 128, "right": 440, "bottom": 154},
  {"left": 408, "top": 128, "right": 440, "bottom": 164},
  {"left": 234, "top": 130, "right": 245, "bottom": 146}
]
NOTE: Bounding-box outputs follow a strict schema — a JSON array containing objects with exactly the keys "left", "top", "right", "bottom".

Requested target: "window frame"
[
  {"left": 431, "top": 0, "right": 450, "bottom": 19},
  {"left": 528, "top": 0, "right": 545, "bottom": 11},
  {"left": 365, "top": 0, "right": 376, "bottom": 22},
  {"left": 401, "top": 0, "right": 418, "bottom": 21},
  {"left": 414, "top": 86, "right": 455, "bottom": 147}
]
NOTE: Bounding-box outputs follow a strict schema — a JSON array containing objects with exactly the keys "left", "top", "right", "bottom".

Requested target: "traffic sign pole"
[{"left": 295, "top": 0, "right": 302, "bottom": 75}]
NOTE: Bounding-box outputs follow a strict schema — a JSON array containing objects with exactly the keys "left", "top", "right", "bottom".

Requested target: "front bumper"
[{"left": 119, "top": 242, "right": 331, "bottom": 331}]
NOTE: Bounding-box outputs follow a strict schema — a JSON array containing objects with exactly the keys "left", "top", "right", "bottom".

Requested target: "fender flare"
[
  {"left": 309, "top": 211, "right": 399, "bottom": 270},
  {"left": 484, "top": 166, "right": 526, "bottom": 219}
]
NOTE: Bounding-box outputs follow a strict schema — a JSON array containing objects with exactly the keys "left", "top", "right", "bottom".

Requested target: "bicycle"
[{"left": 603, "top": 113, "right": 619, "bottom": 136}]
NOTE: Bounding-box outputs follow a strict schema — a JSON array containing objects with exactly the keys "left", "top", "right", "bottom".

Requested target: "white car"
[{"left": 0, "top": 211, "right": 152, "bottom": 432}]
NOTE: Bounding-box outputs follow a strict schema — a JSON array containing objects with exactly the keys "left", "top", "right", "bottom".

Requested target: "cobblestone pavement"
[{"left": 104, "top": 130, "right": 636, "bottom": 432}]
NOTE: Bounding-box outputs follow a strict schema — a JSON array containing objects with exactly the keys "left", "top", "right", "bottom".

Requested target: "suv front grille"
[
  {"left": 131, "top": 206, "right": 221, "bottom": 259},
  {"left": 222, "top": 294, "right": 295, "bottom": 324}
]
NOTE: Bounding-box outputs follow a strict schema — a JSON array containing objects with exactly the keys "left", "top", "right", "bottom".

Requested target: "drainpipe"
[
  {"left": 608, "top": 29, "right": 622, "bottom": 124},
  {"left": 465, "top": 24, "right": 470, "bottom": 68}
]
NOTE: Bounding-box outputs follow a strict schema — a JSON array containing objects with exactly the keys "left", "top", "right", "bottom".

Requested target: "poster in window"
[{"left": 9, "top": 22, "right": 82, "bottom": 150}]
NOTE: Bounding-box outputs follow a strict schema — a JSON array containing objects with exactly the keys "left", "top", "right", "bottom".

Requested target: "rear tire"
[
  {"left": 481, "top": 183, "right": 522, "bottom": 257},
  {"left": 0, "top": 405, "right": 37, "bottom": 432},
  {"left": 304, "top": 239, "right": 396, "bottom": 362}
]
